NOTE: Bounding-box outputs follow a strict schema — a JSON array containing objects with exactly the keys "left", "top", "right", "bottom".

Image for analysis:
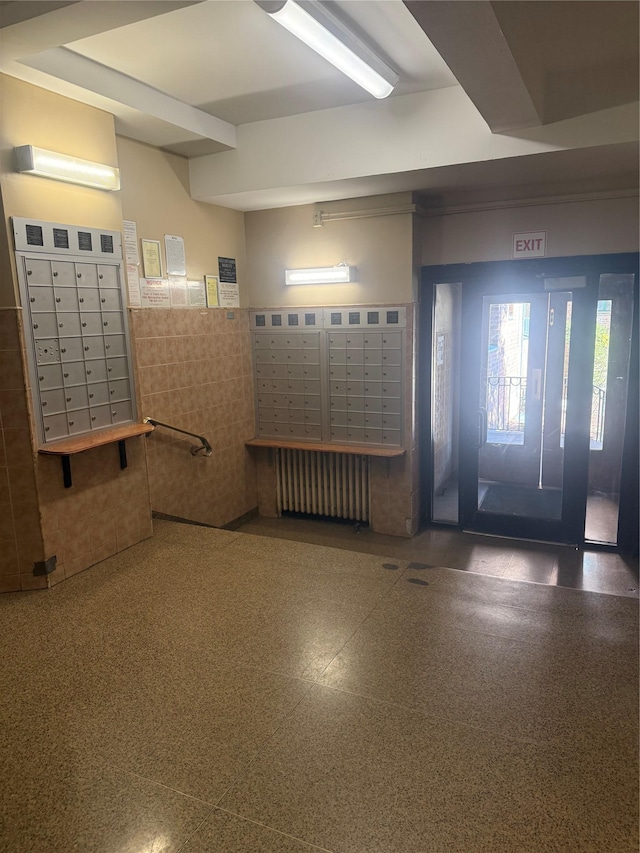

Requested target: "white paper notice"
[
  {"left": 169, "top": 276, "right": 188, "bottom": 307},
  {"left": 140, "top": 278, "right": 171, "bottom": 308},
  {"left": 126, "top": 264, "right": 142, "bottom": 307},
  {"left": 217, "top": 281, "right": 240, "bottom": 308},
  {"left": 122, "top": 220, "right": 139, "bottom": 265},
  {"left": 187, "top": 279, "right": 207, "bottom": 307},
  {"left": 164, "top": 234, "right": 186, "bottom": 276}
]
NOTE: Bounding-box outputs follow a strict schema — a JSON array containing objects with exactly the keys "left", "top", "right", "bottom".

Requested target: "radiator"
[{"left": 275, "top": 449, "right": 370, "bottom": 522}]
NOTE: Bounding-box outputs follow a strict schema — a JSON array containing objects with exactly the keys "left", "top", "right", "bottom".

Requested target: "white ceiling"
[{"left": 1, "top": 0, "right": 638, "bottom": 211}]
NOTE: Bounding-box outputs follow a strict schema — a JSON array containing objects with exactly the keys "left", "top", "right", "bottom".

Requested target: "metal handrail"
[{"left": 143, "top": 418, "right": 212, "bottom": 457}]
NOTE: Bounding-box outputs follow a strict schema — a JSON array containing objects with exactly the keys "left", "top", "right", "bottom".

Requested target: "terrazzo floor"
[{"left": 1, "top": 518, "right": 638, "bottom": 852}]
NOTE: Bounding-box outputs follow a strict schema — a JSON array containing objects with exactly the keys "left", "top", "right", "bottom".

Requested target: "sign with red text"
[{"left": 512, "top": 231, "right": 546, "bottom": 258}]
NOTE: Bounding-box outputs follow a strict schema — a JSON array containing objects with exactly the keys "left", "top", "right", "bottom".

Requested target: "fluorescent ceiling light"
[
  {"left": 14, "top": 145, "right": 120, "bottom": 191},
  {"left": 256, "top": 0, "right": 398, "bottom": 99},
  {"left": 285, "top": 265, "right": 356, "bottom": 285}
]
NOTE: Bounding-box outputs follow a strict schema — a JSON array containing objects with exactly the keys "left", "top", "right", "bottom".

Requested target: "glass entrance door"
[
  {"left": 460, "top": 285, "right": 585, "bottom": 542},
  {"left": 424, "top": 254, "right": 638, "bottom": 549}
]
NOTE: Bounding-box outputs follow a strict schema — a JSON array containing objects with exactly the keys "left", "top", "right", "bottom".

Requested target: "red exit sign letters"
[{"left": 512, "top": 231, "right": 546, "bottom": 258}]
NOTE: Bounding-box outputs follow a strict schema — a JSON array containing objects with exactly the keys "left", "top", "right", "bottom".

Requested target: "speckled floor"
[
  {"left": 1, "top": 518, "right": 638, "bottom": 852},
  {"left": 236, "top": 513, "right": 640, "bottom": 598}
]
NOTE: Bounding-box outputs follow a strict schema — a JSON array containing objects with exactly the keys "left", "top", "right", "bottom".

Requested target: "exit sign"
[{"left": 512, "top": 231, "right": 546, "bottom": 258}]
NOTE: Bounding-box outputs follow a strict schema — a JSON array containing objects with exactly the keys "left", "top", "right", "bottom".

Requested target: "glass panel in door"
[
  {"left": 431, "top": 283, "right": 461, "bottom": 523},
  {"left": 585, "top": 274, "right": 635, "bottom": 543},
  {"left": 475, "top": 293, "right": 564, "bottom": 522}
]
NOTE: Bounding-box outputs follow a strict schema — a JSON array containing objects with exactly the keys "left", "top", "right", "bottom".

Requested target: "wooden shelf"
[
  {"left": 39, "top": 422, "right": 155, "bottom": 456},
  {"left": 39, "top": 423, "right": 155, "bottom": 488},
  {"left": 245, "top": 437, "right": 405, "bottom": 457}
]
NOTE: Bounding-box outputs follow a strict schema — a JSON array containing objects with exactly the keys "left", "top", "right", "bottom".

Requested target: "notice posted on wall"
[
  {"left": 205, "top": 275, "right": 219, "bottom": 307},
  {"left": 122, "top": 220, "right": 139, "bottom": 265},
  {"left": 165, "top": 234, "right": 186, "bottom": 276},
  {"left": 140, "top": 278, "right": 171, "bottom": 308},
  {"left": 125, "top": 263, "right": 142, "bottom": 307},
  {"left": 169, "top": 276, "right": 188, "bottom": 307},
  {"left": 188, "top": 279, "right": 207, "bottom": 308},
  {"left": 217, "top": 281, "right": 240, "bottom": 308}
]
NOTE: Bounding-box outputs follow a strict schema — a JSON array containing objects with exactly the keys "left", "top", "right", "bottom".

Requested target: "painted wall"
[
  {"left": 244, "top": 194, "right": 415, "bottom": 307},
  {"left": 0, "top": 75, "right": 121, "bottom": 306},
  {"left": 420, "top": 194, "right": 639, "bottom": 266},
  {"left": 116, "top": 137, "right": 248, "bottom": 306}
]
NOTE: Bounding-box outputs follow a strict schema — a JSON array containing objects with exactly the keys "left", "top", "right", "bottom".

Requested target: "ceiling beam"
[
  {"left": 20, "top": 47, "right": 237, "bottom": 150},
  {"left": 403, "top": 0, "right": 542, "bottom": 132}
]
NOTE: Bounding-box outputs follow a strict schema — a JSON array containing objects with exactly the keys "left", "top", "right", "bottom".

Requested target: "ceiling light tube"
[
  {"left": 285, "top": 265, "right": 356, "bottom": 285},
  {"left": 256, "top": 0, "right": 398, "bottom": 99},
  {"left": 14, "top": 145, "right": 120, "bottom": 191}
]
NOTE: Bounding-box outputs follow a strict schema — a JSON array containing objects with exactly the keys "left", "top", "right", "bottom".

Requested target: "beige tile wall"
[
  {"left": 0, "top": 309, "right": 45, "bottom": 591},
  {"left": 1, "top": 307, "right": 153, "bottom": 593},
  {"left": 130, "top": 307, "right": 257, "bottom": 527},
  {"left": 369, "top": 303, "right": 420, "bottom": 537},
  {"left": 37, "top": 436, "right": 152, "bottom": 587}
]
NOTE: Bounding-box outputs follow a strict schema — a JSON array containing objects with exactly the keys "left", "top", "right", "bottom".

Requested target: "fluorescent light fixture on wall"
[
  {"left": 255, "top": 0, "right": 398, "bottom": 99},
  {"left": 14, "top": 145, "right": 120, "bottom": 191},
  {"left": 285, "top": 265, "right": 356, "bottom": 285}
]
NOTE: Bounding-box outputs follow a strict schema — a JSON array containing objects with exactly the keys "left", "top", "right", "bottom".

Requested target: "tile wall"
[
  {"left": 369, "top": 303, "right": 420, "bottom": 537},
  {"left": 130, "top": 307, "right": 257, "bottom": 528},
  {"left": 1, "top": 306, "right": 152, "bottom": 593},
  {"left": 37, "top": 435, "right": 152, "bottom": 587},
  {"left": 0, "top": 309, "right": 45, "bottom": 591}
]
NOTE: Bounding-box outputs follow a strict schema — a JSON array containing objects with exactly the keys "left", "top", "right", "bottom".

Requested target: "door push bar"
[{"left": 143, "top": 418, "right": 213, "bottom": 456}]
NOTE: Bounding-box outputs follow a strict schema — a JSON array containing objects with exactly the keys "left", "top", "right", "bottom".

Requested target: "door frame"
[{"left": 419, "top": 253, "right": 639, "bottom": 551}]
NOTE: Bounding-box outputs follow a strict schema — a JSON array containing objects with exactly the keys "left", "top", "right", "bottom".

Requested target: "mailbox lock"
[
  {"left": 30, "top": 297, "right": 35, "bottom": 303},
  {"left": 63, "top": 372, "right": 69, "bottom": 378},
  {"left": 53, "top": 271, "right": 58, "bottom": 277}
]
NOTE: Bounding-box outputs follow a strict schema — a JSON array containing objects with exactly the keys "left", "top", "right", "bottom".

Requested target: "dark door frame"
[{"left": 419, "top": 253, "right": 639, "bottom": 552}]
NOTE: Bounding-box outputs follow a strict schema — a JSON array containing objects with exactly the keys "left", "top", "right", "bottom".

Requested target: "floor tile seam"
[
  {"left": 305, "top": 595, "right": 391, "bottom": 684},
  {"left": 313, "top": 681, "right": 548, "bottom": 748},
  {"left": 174, "top": 805, "right": 222, "bottom": 853},
  {"left": 199, "top": 806, "right": 338, "bottom": 852},
  {"left": 208, "top": 681, "right": 319, "bottom": 809},
  {"left": 101, "top": 759, "right": 220, "bottom": 808}
]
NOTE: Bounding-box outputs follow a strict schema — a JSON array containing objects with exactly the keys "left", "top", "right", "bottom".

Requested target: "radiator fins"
[{"left": 275, "top": 449, "right": 370, "bottom": 522}]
